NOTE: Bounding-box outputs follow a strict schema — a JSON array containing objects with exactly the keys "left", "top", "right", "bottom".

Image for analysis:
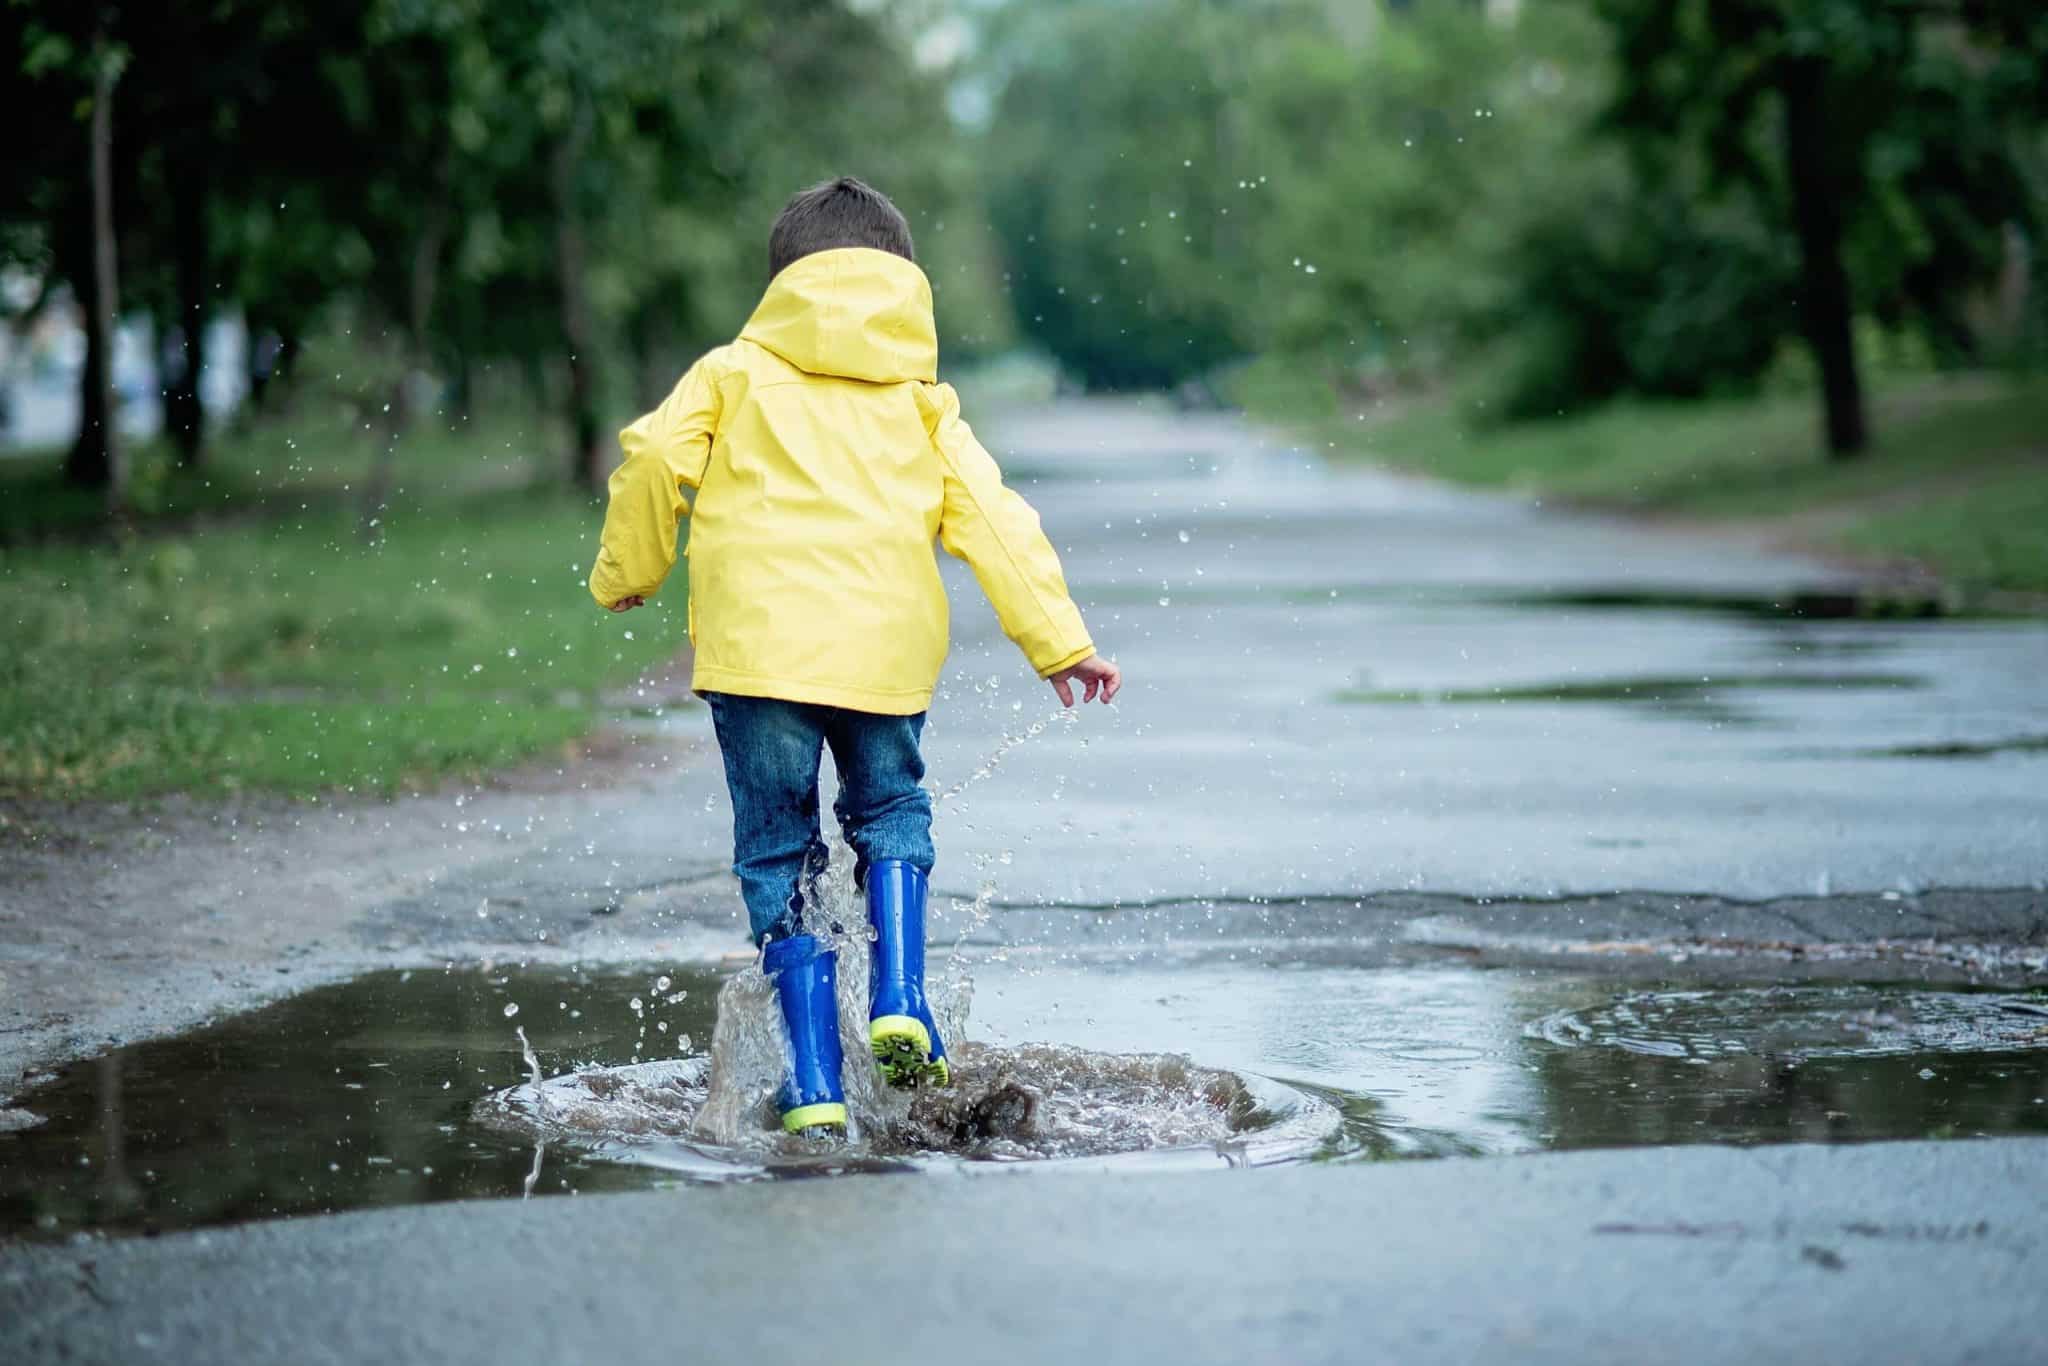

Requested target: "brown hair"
[{"left": 768, "top": 176, "right": 915, "bottom": 279}]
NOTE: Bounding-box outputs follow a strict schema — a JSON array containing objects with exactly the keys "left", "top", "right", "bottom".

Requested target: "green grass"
[
  {"left": 1839, "top": 461, "right": 2048, "bottom": 594},
  {"left": 1240, "top": 367, "right": 2048, "bottom": 596},
  {"left": 1, "top": 419, "right": 682, "bottom": 799}
]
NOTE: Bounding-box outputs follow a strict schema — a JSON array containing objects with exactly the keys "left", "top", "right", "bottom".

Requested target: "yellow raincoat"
[{"left": 588, "top": 248, "right": 1093, "bottom": 715}]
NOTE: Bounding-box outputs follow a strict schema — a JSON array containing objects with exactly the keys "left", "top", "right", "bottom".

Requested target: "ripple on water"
[{"left": 1526, "top": 985, "right": 2048, "bottom": 1063}]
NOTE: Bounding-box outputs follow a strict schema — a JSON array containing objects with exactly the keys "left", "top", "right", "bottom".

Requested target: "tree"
[
  {"left": 4, "top": 6, "right": 133, "bottom": 502},
  {"left": 4, "top": 0, "right": 992, "bottom": 505},
  {"left": 117, "top": 0, "right": 290, "bottom": 471},
  {"left": 71, "top": 35, "right": 125, "bottom": 504},
  {"left": 979, "top": 0, "right": 1273, "bottom": 390},
  {"left": 976, "top": 0, "right": 1612, "bottom": 392},
  {"left": 1597, "top": 0, "right": 2048, "bottom": 457}
]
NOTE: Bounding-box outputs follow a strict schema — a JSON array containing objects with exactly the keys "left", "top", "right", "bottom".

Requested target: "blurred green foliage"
[
  {"left": 6, "top": 0, "right": 2040, "bottom": 455},
  {"left": 1, "top": 0, "right": 1002, "bottom": 486},
  {"left": 980, "top": 0, "right": 2047, "bottom": 439}
]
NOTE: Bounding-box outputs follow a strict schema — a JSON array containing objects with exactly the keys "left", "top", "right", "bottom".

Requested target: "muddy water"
[{"left": 3, "top": 948, "right": 2043, "bottom": 1242}]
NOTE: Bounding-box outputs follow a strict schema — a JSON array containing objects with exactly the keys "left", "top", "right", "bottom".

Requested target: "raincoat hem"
[{"left": 690, "top": 664, "right": 932, "bottom": 717}]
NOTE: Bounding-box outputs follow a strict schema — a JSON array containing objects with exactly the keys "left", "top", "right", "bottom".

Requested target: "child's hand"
[
  {"left": 1049, "top": 654, "right": 1121, "bottom": 707},
  {"left": 608, "top": 595, "right": 645, "bottom": 613}
]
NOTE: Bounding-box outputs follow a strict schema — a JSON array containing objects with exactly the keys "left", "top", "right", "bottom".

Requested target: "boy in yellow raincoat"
[{"left": 589, "top": 178, "right": 1119, "bottom": 1133}]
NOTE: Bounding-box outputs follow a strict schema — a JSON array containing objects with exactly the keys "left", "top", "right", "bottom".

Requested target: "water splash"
[
  {"left": 480, "top": 845, "right": 1336, "bottom": 1172},
  {"left": 933, "top": 706, "right": 1077, "bottom": 811},
  {"left": 514, "top": 1024, "right": 550, "bottom": 1121},
  {"left": 688, "top": 848, "right": 948, "bottom": 1148},
  {"left": 477, "top": 1040, "right": 1335, "bottom": 1174},
  {"left": 521, "top": 1139, "right": 546, "bottom": 1200}
]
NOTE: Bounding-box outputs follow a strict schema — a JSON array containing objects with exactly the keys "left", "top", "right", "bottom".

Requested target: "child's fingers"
[
  {"left": 1083, "top": 675, "right": 1100, "bottom": 702},
  {"left": 1101, "top": 666, "right": 1121, "bottom": 702},
  {"left": 1052, "top": 674, "right": 1076, "bottom": 707}
]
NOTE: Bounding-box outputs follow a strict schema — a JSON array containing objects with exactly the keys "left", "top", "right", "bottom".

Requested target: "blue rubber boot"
[
  {"left": 866, "top": 860, "right": 950, "bottom": 1088},
  {"left": 761, "top": 934, "right": 847, "bottom": 1133}
]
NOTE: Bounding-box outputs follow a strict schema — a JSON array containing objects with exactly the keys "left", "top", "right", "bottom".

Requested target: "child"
[{"left": 589, "top": 177, "right": 1119, "bottom": 1134}]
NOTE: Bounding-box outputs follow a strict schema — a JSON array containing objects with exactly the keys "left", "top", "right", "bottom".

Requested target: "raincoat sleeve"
[
  {"left": 588, "top": 352, "right": 725, "bottom": 609},
  {"left": 917, "top": 382, "right": 1096, "bottom": 678}
]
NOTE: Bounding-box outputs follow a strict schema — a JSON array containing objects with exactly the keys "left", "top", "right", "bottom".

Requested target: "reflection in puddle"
[{"left": 2, "top": 958, "right": 2043, "bottom": 1241}]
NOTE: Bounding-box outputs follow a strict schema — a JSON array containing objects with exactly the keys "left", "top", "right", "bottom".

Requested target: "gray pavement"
[
  {"left": 405, "top": 398, "right": 2047, "bottom": 948},
  {"left": 6, "top": 399, "right": 2046, "bottom": 1363},
  {"left": 4, "top": 1139, "right": 2043, "bottom": 1365},
  {"left": 934, "top": 402, "right": 2048, "bottom": 904}
]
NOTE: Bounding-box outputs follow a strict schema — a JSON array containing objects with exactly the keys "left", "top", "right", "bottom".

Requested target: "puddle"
[
  {"left": 1490, "top": 588, "right": 1965, "bottom": 622},
  {"left": 1037, "top": 584, "right": 1979, "bottom": 620},
  {"left": 467, "top": 941, "right": 1334, "bottom": 1183},
  {"left": 4, "top": 947, "right": 2044, "bottom": 1242},
  {"left": 1529, "top": 985, "right": 2048, "bottom": 1060},
  {"left": 1333, "top": 672, "right": 1922, "bottom": 724},
  {"left": 1840, "top": 734, "right": 2048, "bottom": 761}
]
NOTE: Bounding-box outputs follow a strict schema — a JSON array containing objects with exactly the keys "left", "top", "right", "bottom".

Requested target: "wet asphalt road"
[
  {"left": 935, "top": 402, "right": 2048, "bottom": 905},
  {"left": 6, "top": 399, "right": 2046, "bottom": 1360},
  {"left": 398, "top": 398, "right": 2047, "bottom": 943},
  {"left": 4, "top": 1139, "right": 2043, "bottom": 1365}
]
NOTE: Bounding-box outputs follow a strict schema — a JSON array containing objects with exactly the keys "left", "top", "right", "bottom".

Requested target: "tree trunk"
[
  {"left": 359, "top": 173, "right": 450, "bottom": 543},
  {"left": 1781, "top": 55, "right": 1867, "bottom": 459},
  {"left": 627, "top": 299, "right": 674, "bottom": 411},
  {"left": 165, "top": 164, "right": 209, "bottom": 467},
  {"left": 450, "top": 352, "right": 472, "bottom": 422},
  {"left": 276, "top": 331, "right": 302, "bottom": 389},
  {"left": 552, "top": 106, "right": 602, "bottom": 490},
  {"left": 64, "top": 53, "right": 125, "bottom": 505}
]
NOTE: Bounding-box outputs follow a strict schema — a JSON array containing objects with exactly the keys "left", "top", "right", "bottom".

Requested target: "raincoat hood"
[{"left": 738, "top": 247, "right": 938, "bottom": 385}]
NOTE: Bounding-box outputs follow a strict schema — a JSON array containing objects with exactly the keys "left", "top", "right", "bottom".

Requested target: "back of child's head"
[{"left": 768, "top": 177, "right": 915, "bottom": 280}]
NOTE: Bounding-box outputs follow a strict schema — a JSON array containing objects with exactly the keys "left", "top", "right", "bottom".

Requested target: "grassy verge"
[
  {"left": 1235, "top": 364, "right": 2048, "bottom": 597},
  {"left": 1, "top": 418, "right": 681, "bottom": 800}
]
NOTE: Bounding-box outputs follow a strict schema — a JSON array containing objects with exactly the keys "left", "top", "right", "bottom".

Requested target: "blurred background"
[{"left": 2, "top": 0, "right": 2043, "bottom": 801}]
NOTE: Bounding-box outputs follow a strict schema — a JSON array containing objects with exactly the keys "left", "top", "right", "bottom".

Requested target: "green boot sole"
[{"left": 870, "top": 1015, "right": 951, "bottom": 1089}]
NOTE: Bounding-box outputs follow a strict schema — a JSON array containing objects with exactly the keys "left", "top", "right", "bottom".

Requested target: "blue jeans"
[{"left": 704, "top": 692, "right": 935, "bottom": 945}]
